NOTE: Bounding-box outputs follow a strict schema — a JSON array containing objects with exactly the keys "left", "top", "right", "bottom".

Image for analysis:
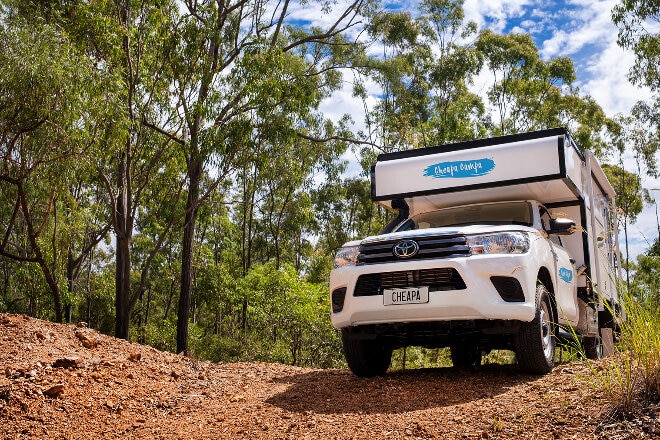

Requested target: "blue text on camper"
[
  {"left": 558, "top": 267, "right": 573, "bottom": 283},
  {"left": 423, "top": 158, "right": 495, "bottom": 178}
]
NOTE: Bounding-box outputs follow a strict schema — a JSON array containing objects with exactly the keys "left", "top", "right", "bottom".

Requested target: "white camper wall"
[{"left": 373, "top": 136, "right": 562, "bottom": 200}]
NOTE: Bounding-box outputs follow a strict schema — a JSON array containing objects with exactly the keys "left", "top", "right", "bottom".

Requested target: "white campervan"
[{"left": 329, "top": 128, "right": 622, "bottom": 376}]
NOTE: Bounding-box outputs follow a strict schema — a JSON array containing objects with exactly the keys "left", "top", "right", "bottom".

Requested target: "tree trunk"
[
  {"left": 115, "top": 150, "right": 132, "bottom": 340},
  {"left": 17, "top": 181, "right": 63, "bottom": 322},
  {"left": 65, "top": 250, "right": 76, "bottom": 324},
  {"left": 114, "top": 0, "right": 134, "bottom": 341},
  {"left": 177, "top": 158, "right": 201, "bottom": 354}
]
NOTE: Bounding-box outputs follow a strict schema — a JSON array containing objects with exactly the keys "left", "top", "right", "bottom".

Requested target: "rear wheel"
[
  {"left": 341, "top": 329, "right": 392, "bottom": 377},
  {"left": 583, "top": 334, "right": 602, "bottom": 359},
  {"left": 515, "top": 284, "right": 556, "bottom": 374},
  {"left": 450, "top": 344, "right": 482, "bottom": 368}
]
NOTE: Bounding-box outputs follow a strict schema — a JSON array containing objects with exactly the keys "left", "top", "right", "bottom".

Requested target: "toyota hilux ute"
[{"left": 329, "top": 128, "right": 622, "bottom": 376}]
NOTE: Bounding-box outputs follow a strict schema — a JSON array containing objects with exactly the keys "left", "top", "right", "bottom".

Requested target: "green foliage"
[
  {"left": 475, "top": 29, "right": 609, "bottom": 140},
  {"left": 142, "top": 319, "right": 178, "bottom": 353},
  {"left": 613, "top": 0, "right": 660, "bottom": 91},
  {"left": 586, "top": 287, "right": 660, "bottom": 415},
  {"left": 391, "top": 347, "right": 452, "bottom": 370},
  {"left": 602, "top": 164, "right": 648, "bottom": 224},
  {"left": 184, "top": 262, "right": 343, "bottom": 368},
  {"left": 0, "top": 12, "right": 117, "bottom": 322},
  {"left": 632, "top": 237, "right": 660, "bottom": 303},
  {"left": 362, "top": 0, "right": 486, "bottom": 152}
]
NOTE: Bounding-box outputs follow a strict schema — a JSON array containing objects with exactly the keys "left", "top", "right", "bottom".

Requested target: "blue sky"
[{"left": 295, "top": 0, "right": 659, "bottom": 259}]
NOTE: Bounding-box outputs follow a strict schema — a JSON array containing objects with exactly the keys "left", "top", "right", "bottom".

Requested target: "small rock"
[
  {"left": 129, "top": 351, "right": 141, "bottom": 362},
  {"left": 75, "top": 330, "right": 99, "bottom": 349},
  {"left": 0, "top": 380, "right": 11, "bottom": 401},
  {"left": 76, "top": 322, "right": 88, "bottom": 328},
  {"left": 43, "top": 384, "right": 65, "bottom": 397},
  {"left": 171, "top": 371, "right": 181, "bottom": 380},
  {"left": 53, "top": 357, "right": 83, "bottom": 369}
]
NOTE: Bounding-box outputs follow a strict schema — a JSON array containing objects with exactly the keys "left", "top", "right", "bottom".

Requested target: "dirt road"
[{"left": 0, "top": 314, "right": 656, "bottom": 439}]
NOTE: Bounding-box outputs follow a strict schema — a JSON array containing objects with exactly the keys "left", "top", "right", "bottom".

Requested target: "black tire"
[
  {"left": 515, "top": 284, "right": 556, "bottom": 374},
  {"left": 583, "top": 334, "right": 602, "bottom": 360},
  {"left": 341, "top": 329, "right": 392, "bottom": 377},
  {"left": 450, "top": 344, "right": 482, "bottom": 368}
]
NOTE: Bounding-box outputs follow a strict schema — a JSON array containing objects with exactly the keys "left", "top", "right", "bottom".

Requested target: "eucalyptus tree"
[
  {"left": 626, "top": 101, "right": 660, "bottom": 178},
  {"left": 44, "top": 0, "right": 187, "bottom": 340},
  {"left": 362, "top": 9, "right": 429, "bottom": 151},
  {"left": 238, "top": 130, "right": 347, "bottom": 274},
  {"left": 603, "top": 163, "right": 650, "bottom": 286},
  {"left": 474, "top": 29, "right": 612, "bottom": 151},
  {"left": 475, "top": 31, "right": 541, "bottom": 134},
  {"left": 149, "top": 0, "right": 373, "bottom": 354},
  {"left": 0, "top": 16, "right": 112, "bottom": 322},
  {"left": 612, "top": 0, "right": 660, "bottom": 92},
  {"left": 418, "top": 0, "right": 485, "bottom": 144},
  {"left": 355, "top": 0, "right": 485, "bottom": 158},
  {"left": 11, "top": 0, "right": 191, "bottom": 339},
  {"left": 633, "top": 237, "right": 660, "bottom": 303}
]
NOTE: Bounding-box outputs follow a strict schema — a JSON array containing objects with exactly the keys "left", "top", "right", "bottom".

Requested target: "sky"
[{"left": 296, "top": 0, "right": 659, "bottom": 260}]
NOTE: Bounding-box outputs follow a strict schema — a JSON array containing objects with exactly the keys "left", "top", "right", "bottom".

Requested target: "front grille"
[
  {"left": 354, "top": 268, "right": 466, "bottom": 297},
  {"left": 358, "top": 234, "right": 469, "bottom": 265}
]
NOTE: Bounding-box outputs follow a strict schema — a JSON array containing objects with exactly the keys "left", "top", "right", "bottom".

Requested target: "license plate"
[{"left": 383, "top": 287, "right": 429, "bottom": 305}]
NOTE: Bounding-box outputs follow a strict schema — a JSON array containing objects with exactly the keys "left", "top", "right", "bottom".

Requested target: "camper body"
[{"left": 329, "top": 128, "right": 622, "bottom": 376}]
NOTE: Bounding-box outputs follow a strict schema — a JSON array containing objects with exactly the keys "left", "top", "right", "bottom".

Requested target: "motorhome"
[{"left": 329, "top": 128, "right": 622, "bottom": 376}]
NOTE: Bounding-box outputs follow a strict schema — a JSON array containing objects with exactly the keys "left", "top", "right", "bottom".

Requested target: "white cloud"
[
  {"left": 463, "top": 0, "right": 532, "bottom": 32},
  {"left": 579, "top": 42, "right": 644, "bottom": 116},
  {"left": 539, "top": 0, "right": 618, "bottom": 59}
]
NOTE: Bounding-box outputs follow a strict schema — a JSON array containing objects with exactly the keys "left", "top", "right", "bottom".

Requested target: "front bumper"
[{"left": 329, "top": 254, "right": 538, "bottom": 329}]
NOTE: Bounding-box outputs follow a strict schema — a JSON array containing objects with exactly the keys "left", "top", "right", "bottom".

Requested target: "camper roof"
[{"left": 371, "top": 128, "right": 615, "bottom": 216}]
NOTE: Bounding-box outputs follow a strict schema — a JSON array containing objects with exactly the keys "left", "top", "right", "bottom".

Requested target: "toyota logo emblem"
[{"left": 393, "top": 240, "right": 419, "bottom": 258}]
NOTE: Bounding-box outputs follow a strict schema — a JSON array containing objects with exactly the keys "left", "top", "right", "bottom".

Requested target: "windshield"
[{"left": 396, "top": 201, "right": 533, "bottom": 231}]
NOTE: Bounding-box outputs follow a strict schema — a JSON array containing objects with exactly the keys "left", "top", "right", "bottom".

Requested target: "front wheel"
[
  {"left": 341, "top": 329, "right": 392, "bottom": 377},
  {"left": 515, "top": 284, "right": 556, "bottom": 374}
]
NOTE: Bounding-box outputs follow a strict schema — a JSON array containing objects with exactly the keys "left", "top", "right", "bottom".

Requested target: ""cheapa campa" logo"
[{"left": 423, "top": 158, "right": 495, "bottom": 179}]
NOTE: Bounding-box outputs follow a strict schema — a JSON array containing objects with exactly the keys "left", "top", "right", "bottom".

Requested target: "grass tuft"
[{"left": 587, "top": 290, "right": 660, "bottom": 417}]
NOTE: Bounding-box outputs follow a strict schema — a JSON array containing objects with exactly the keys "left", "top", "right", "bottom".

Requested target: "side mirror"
[{"left": 547, "top": 218, "right": 577, "bottom": 235}]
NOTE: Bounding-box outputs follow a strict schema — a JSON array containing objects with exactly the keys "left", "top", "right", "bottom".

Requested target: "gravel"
[{"left": 1, "top": 313, "right": 657, "bottom": 439}]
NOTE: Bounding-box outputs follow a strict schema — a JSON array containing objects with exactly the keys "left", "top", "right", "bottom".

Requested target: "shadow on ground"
[{"left": 265, "top": 363, "right": 539, "bottom": 415}]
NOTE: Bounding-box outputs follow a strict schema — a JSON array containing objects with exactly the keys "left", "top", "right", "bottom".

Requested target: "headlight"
[
  {"left": 334, "top": 245, "right": 360, "bottom": 268},
  {"left": 467, "top": 232, "right": 530, "bottom": 255}
]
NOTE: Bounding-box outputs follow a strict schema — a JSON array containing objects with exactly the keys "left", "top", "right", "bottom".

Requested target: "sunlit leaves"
[{"left": 613, "top": 0, "right": 660, "bottom": 90}]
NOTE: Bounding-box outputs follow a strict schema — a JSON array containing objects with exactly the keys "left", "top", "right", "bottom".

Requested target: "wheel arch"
[{"left": 537, "top": 267, "right": 558, "bottom": 318}]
